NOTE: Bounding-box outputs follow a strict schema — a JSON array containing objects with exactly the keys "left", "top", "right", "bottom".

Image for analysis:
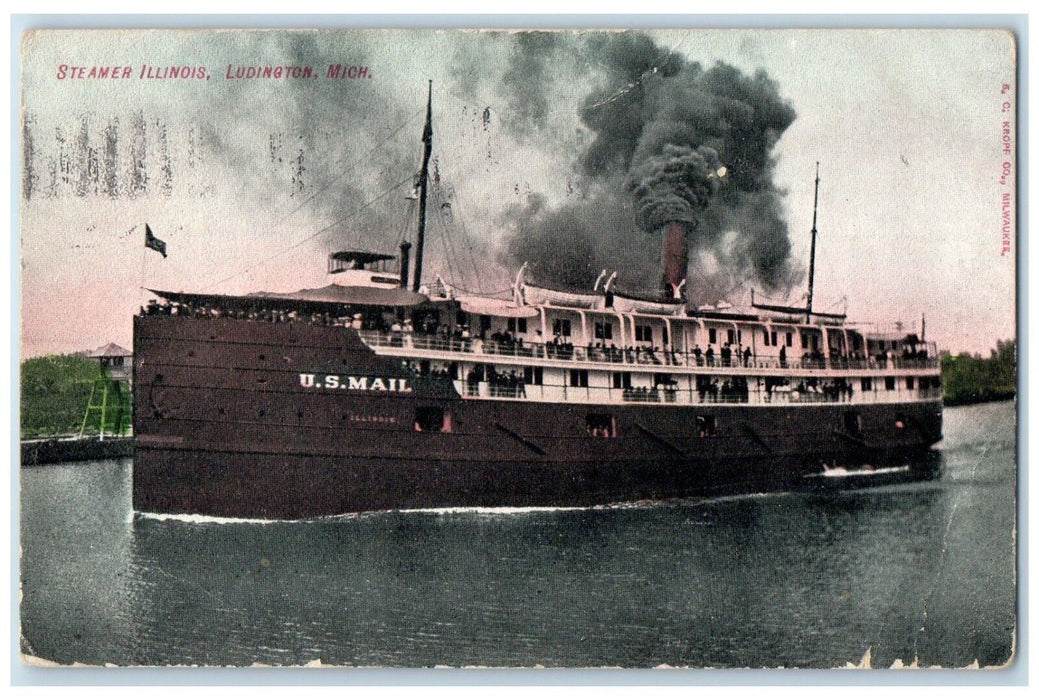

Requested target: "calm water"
[{"left": 19, "top": 401, "right": 1016, "bottom": 668}]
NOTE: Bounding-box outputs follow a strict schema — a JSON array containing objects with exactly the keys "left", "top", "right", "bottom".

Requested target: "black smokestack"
[{"left": 502, "top": 32, "right": 799, "bottom": 302}]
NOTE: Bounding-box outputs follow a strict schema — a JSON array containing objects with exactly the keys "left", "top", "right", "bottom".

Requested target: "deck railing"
[
  {"left": 453, "top": 381, "right": 943, "bottom": 406},
  {"left": 358, "top": 330, "right": 940, "bottom": 372}
]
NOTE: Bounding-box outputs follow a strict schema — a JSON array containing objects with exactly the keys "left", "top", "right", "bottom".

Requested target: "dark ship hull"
[{"left": 133, "top": 314, "right": 943, "bottom": 519}]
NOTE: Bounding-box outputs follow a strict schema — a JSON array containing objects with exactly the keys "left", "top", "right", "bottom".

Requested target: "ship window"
[
  {"left": 906, "top": 376, "right": 915, "bottom": 390},
  {"left": 507, "top": 318, "right": 528, "bottom": 334},
  {"left": 861, "top": 377, "right": 873, "bottom": 391},
  {"left": 586, "top": 413, "right": 616, "bottom": 438},
  {"left": 696, "top": 415, "right": 718, "bottom": 437},
  {"left": 895, "top": 413, "right": 907, "bottom": 430},
  {"left": 552, "top": 318, "right": 572, "bottom": 337},
  {"left": 635, "top": 324, "right": 653, "bottom": 343},
  {"left": 727, "top": 329, "right": 735, "bottom": 344},
  {"left": 612, "top": 371, "right": 632, "bottom": 389},
  {"left": 786, "top": 332, "right": 793, "bottom": 347},
  {"left": 258, "top": 353, "right": 266, "bottom": 361},
  {"left": 709, "top": 328, "right": 717, "bottom": 344},
  {"left": 414, "top": 406, "right": 451, "bottom": 433},
  {"left": 771, "top": 331, "right": 778, "bottom": 346},
  {"left": 569, "top": 369, "right": 589, "bottom": 387},
  {"left": 594, "top": 321, "right": 613, "bottom": 340},
  {"left": 885, "top": 377, "right": 896, "bottom": 391},
  {"left": 523, "top": 366, "right": 543, "bottom": 385},
  {"left": 763, "top": 330, "right": 770, "bottom": 346}
]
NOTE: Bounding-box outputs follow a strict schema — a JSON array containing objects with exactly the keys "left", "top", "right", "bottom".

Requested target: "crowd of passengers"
[
  {"left": 464, "top": 365, "right": 527, "bottom": 398},
  {"left": 765, "top": 377, "right": 855, "bottom": 402},
  {"left": 142, "top": 300, "right": 930, "bottom": 369},
  {"left": 398, "top": 360, "right": 876, "bottom": 406},
  {"left": 696, "top": 376, "right": 751, "bottom": 403}
]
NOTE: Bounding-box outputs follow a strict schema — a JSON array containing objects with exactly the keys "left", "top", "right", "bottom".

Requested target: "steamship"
[{"left": 133, "top": 87, "right": 943, "bottom": 519}]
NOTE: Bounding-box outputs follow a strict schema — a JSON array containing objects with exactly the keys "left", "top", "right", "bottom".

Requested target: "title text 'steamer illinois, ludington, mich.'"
[{"left": 55, "top": 63, "right": 373, "bottom": 81}]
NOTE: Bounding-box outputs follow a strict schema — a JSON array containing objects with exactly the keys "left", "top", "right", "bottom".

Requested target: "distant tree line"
[
  {"left": 941, "top": 339, "right": 1017, "bottom": 406},
  {"left": 20, "top": 355, "right": 131, "bottom": 438}
]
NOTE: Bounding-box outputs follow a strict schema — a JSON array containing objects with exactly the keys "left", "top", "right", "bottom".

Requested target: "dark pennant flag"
[{"left": 144, "top": 224, "right": 167, "bottom": 258}]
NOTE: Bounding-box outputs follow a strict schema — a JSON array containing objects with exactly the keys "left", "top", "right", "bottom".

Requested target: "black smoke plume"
[
  {"left": 626, "top": 144, "right": 721, "bottom": 232},
  {"left": 503, "top": 32, "right": 800, "bottom": 302}
]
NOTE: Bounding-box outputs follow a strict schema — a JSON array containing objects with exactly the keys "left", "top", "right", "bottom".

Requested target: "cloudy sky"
[{"left": 19, "top": 28, "right": 1016, "bottom": 357}]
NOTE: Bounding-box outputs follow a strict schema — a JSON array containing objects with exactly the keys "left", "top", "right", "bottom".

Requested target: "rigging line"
[
  {"left": 369, "top": 192, "right": 406, "bottom": 252},
  {"left": 201, "top": 175, "right": 413, "bottom": 292},
  {"left": 712, "top": 278, "right": 747, "bottom": 302},
  {"left": 395, "top": 197, "right": 417, "bottom": 247},
  {"left": 447, "top": 194, "right": 488, "bottom": 293},
  {"left": 309, "top": 174, "right": 413, "bottom": 239},
  {"left": 274, "top": 110, "right": 424, "bottom": 225},
  {"left": 821, "top": 295, "right": 846, "bottom": 312},
  {"left": 433, "top": 187, "right": 466, "bottom": 288},
  {"left": 440, "top": 190, "right": 479, "bottom": 293},
  {"left": 428, "top": 150, "right": 488, "bottom": 293},
  {"left": 435, "top": 33, "right": 694, "bottom": 121},
  {"left": 432, "top": 191, "right": 463, "bottom": 291},
  {"left": 448, "top": 284, "right": 513, "bottom": 297},
  {"left": 583, "top": 33, "right": 692, "bottom": 112},
  {"left": 427, "top": 154, "right": 466, "bottom": 277},
  {"left": 753, "top": 288, "right": 791, "bottom": 305}
]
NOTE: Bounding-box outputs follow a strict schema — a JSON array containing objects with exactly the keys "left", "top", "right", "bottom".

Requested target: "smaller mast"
[
  {"left": 805, "top": 162, "right": 820, "bottom": 324},
  {"left": 411, "top": 80, "right": 434, "bottom": 293}
]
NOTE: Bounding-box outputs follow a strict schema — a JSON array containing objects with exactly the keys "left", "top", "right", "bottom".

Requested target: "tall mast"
[
  {"left": 411, "top": 80, "right": 434, "bottom": 293},
  {"left": 805, "top": 162, "right": 820, "bottom": 323}
]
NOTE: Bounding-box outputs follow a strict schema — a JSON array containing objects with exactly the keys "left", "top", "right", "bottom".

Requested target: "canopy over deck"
[{"left": 148, "top": 284, "right": 429, "bottom": 313}]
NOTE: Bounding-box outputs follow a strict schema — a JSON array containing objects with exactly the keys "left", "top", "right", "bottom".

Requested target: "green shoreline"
[
  {"left": 940, "top": 339, "right": 1016, "bottom": 409},
  {"left": 941, "top": 392, "right": 1016, "bottom": 408}
]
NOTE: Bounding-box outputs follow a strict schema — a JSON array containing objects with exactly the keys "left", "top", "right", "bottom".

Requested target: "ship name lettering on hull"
[
  {"left": 349, "top": 413, "right": 398, "bottom": 424},
  {"left": 298, "top": 373, "right": 411, "bottom": 393}
]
